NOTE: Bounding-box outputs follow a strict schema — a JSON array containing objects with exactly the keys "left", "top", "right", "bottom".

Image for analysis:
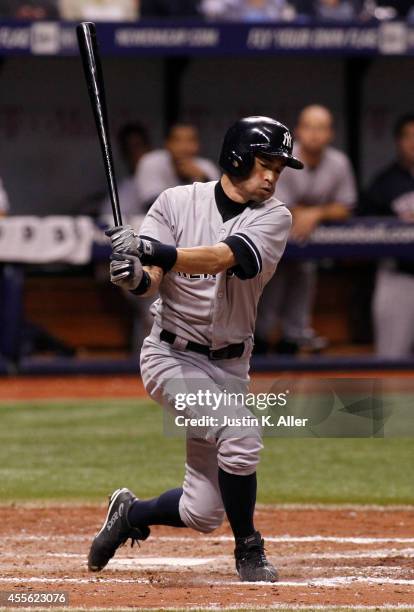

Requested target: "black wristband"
[
  {"left": 140, "top": 240, "right": 177, "bottom": 273},
  {"left": 130, "top": 270, "right": 151, "bottom": 295}
]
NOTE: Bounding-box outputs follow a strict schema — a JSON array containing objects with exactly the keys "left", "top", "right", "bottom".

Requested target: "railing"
[
  {"left": 1, "top": 215, "right": 413, "bottom": 373},
  {"left": 1, "top": 216, "right": 414, "bottom": 263}
]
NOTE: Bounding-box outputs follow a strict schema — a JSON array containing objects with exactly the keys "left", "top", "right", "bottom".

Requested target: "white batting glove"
[{"left": 110, "top": 253, "right": 143, "bottom": 291}]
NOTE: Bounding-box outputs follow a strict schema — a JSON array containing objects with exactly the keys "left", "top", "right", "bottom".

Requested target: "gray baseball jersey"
[
  {"left": 135, "top": 150, "right": 220, "bottom": 211},
  {"left": 139, "top": 180, "right": 292, "bottom": 349},
  {"left": 276, "top": 145, "right": 356, "bottom": 208}
]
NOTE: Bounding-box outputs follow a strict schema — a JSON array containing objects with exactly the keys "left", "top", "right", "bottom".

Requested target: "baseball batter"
[{"left": 88, "top": 116, "right": 303, "bottom": 582}]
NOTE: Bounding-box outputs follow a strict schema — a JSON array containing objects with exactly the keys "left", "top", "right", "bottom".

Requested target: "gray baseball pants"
[
  {"left": 140, "top": 321, "right": 262, "bottom": 533},
  {"left": 373, "top": 265, "right": 414, "bottom": 357}
]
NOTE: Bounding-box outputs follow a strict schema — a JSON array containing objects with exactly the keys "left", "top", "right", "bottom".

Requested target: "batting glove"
[
  {"left": 105, "top": 225, "right": 177, "bottom": 273},
  {"left": 105, "top": 224, "right": 153, "bottom": 258},
  {"left": 110, "top": 253, "right": 144, "bottom": 291}
]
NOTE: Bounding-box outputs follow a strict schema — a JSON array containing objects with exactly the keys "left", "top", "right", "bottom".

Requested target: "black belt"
[{"left": 160, "top": 329, "right": 244, "bottom": 361}]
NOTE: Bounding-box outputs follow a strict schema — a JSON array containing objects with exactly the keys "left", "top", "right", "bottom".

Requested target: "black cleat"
[
  {"left": 88, "top": 487, "right": 150, "bottom": 572},
  {"left": 234, "top": 531, "right": 278, "bottom": 582}
]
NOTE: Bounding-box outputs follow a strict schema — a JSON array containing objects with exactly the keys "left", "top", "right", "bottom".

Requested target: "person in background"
[
  {"left": 201, "top": 0, "right": 292, "bottom": 20},
  {"left": 140, "top": 0, "right": 201, "bottom": 17},
  {"left": 0, "top": 177, "right": 10, "bottom": 362},
  {"left": 135, "top": 123, "right": 220, "bottom": 210},
  {"left": 361, "top": 114, "right": 414, "bottom": 357},
  {"left": 377, "top": 0, "right": 413, "bottom": 18},
  {"left": 0, "top": 176, "right": 75, "bottom": 359},
  {"left": 0, "top": 0, "right": 59, "bottom": 18},
  {"left": 255, "top": 104, "right": 356, "bottom": 354},
  {"left": 295, "top": 0, "right": 360, "bottom": 20},
  {"left": 59, "top": 0, "right": 138, "bottom": 20},
  {"left": 100, "top": 122, "right": 151, "bottom": 218},
  {"left": 0, "top": 178, "right": 10, "bottom": 217},
  {"left": 98, "top": 122, "right": 152, "bottom": 352}
]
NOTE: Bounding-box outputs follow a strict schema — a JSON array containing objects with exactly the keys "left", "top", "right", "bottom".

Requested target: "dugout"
[{"left": 0, "top": 19, "right": 414, "bottom": 372}]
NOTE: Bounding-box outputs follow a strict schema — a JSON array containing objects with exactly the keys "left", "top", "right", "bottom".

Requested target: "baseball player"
[{"left": 87, "top": 116, "right": 303, "bottom": 582}]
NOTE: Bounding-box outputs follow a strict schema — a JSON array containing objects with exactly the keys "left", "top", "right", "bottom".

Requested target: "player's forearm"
[
  {"left": 106, "top": 228, "right": 236, "bottom": 276},
  {"left": 138, "top": 265, "right": 163, "bottom": 298},
  {"left": 315, "top": 203, "right": 352, "bottom": 222},
  {"left": 173, "top": 243, "right": 236, "bottom": 275}
]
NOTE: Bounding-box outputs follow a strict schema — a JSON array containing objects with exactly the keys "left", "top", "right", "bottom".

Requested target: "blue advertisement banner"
[{"left": 0, "top": 20, "right": 412, "bottom": 57}]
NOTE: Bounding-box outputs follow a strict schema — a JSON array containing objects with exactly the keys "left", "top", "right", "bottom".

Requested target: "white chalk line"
[
  {"left": 208, "top": 577, "right": 414, "bottom": 586},
  {"left": 39, "top": 549, "right": 414, "bottom": 561},
  {"left": 0, "top": 575, "right": 414, "bottom": 588},
  {"left": 6, "top": 534, "right": 414, "bottom": 544},
  {"left": 111, "top": 556, "right": 216, "bottom": 567},
  {"left": 7, "top": 545, "right": 414, "bottom": 565},
  {"left": 157, "top": 535, "right": 414, "bottom": 545},
  {"left": 297, "top": 565, "right": 410, "bottom": 572},
  {"left": 304, "top": 548, "right": 414, "bottom": 559},
  {"left": 0, "top": 577, "right": 143, "bottom": 585}
]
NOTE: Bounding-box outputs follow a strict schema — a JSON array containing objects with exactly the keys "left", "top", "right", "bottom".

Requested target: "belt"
[{"left": 160, "top": 329, "right": 245, "bottom": 361}]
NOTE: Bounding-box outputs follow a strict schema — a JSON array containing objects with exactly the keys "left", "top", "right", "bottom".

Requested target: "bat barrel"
[{"left": 77, "top": 22, "right": 123, "bottom": 227}]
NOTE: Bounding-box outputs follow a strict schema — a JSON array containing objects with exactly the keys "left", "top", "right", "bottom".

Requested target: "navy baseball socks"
[
  {"left": 128, "top": 487, "right": 186, "bottom": 528},
  {"left": 218, "top": 468, "right": 278, "bottom": 582},
  {"left": 218, "top": 468, "right": 256, "bottom": 538}
]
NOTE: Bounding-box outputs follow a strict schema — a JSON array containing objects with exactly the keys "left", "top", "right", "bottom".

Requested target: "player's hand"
[
  {"left": 110, "top": 253, "right": 144, "bottom": 291},
  {"left": 106, "top": 225, "right": 156, "bottom": 263},
  {"left": 106, "top": 224, "right": 142, "bottom": 255},
  {"left": 174, "top": 157, "right": 207, "bottom": 182},
  {"left": 290, "top": 206, "right": 323, "bottom": 243}
]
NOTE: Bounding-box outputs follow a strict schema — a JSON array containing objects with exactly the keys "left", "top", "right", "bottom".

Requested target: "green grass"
[{"left": 0, "top": 399, "right": 412, "bottom": 504}]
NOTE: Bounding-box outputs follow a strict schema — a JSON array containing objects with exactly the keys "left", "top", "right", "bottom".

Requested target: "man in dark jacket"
[{"left": 362, "top": 114, "right": 414, "bottom": 357}]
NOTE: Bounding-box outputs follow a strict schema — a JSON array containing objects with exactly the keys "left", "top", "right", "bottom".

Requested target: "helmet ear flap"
[
  {"left": 228, "top": 150, "right": 245, "bottom": 176},
  {"left": 224, "top": 149, "right": 255, "bottom": 177}
]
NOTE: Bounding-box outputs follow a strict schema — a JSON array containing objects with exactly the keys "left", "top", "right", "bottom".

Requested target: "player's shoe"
[
  {"left": 234, "top": 531, "right": 278, "bottom": 582},
  {"left": 88, "top": 487, "right": 150, "bottom": 572}
]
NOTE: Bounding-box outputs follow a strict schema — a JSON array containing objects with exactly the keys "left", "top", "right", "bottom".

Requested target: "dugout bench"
[{"left": 1, "top": 216, "right": 414, "bottom": 374}]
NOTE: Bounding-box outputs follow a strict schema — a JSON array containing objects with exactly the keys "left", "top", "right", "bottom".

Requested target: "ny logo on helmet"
[{"left": 283, "top": 131, "right": 292, "bottom": 148}]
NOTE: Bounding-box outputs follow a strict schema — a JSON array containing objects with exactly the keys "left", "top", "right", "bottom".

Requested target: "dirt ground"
[{"left": 0, "top": 505, "right": 413, "bottom": 608}]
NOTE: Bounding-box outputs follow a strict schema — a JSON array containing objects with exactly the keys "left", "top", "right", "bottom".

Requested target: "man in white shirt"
[
  {"left": 100, "top": 122, "right": 151, "bottom": 219},
  {"left": 135, "top": 123, "right": 220, "bottom": 211},
  {"left": 256, "top": 105, "right": 356, "bottom": 354}
]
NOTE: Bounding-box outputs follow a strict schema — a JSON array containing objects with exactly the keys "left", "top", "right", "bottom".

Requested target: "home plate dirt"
[{"left": 0, "top": 505, "right": 413, "bottom": 608}]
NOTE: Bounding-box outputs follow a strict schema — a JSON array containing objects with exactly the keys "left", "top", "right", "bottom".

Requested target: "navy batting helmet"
[{"left": 219, "top": 116, "right": 303, "bottom": 177}]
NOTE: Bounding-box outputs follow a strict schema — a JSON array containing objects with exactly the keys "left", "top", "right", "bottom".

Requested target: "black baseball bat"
[{"left": 76, "top": 21, "right": 122, "bottom": 227}]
